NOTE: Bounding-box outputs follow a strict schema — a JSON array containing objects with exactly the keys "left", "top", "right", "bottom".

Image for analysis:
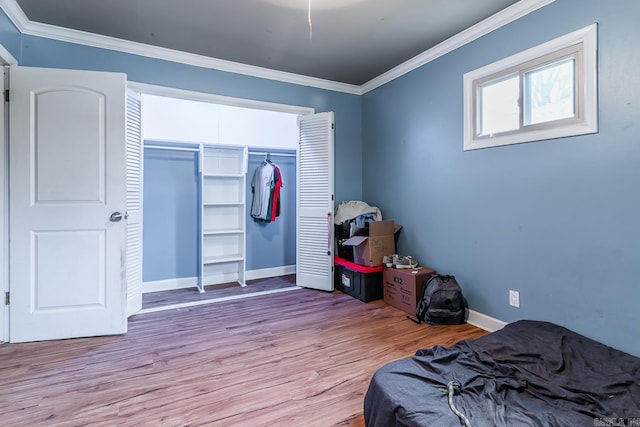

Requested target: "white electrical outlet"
[{"left": 509, "top": 290, "right": 520, "bottom": 308}]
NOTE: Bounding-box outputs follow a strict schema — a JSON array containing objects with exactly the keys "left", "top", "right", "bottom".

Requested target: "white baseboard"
[
  {"left": 138, "top": 286, "right": 301, "bottom": 314},
  {"left": 142, "top": 276, "right": 199, "bottom": 293},
  {"left": 203, "top": 272, "right": 243, "bottom": 286},
  {"left": 245, "top": 265, "right": 295, "bottom": 281},
  {"left": 467, "top": 309, "right": 508, "bottom": 332},
  {"left": 142, "top": 265, "right": 296, "bottom": 294}
]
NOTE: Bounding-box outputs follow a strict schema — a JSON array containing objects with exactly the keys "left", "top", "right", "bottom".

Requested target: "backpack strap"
[
  {"left": 406, "top": 314, "right": 421, "bottom": 324},
  {"left": 407, "top": 274, "right": 440, "bottom": 324}
]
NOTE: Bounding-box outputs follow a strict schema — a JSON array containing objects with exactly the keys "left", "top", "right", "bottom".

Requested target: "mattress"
[{"left": 364, "top": 320, "right": 640, "bottom": 426}]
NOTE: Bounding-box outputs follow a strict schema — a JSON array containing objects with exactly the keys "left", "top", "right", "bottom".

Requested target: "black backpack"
[{"left": 409, "top": 274, "right": 465, "bottom": 325}]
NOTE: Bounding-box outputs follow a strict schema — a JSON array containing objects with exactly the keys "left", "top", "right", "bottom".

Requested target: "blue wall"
[
  {"left": 246, "top": 151, "right": 297, "bottom": 270},
  {"left": 16, "top": 35, "right": 363, "bottom": 205},
  {"left": 0, "top": 10, "right": 19, "bottom": 59},
  {"left": 0, "top": 11, "right": 362, "bottom": 280},
  {"left": 2, "top": 2, "right": 639, "bottom": 355},
  {"left": 362, "top": 0, "right": 640, "bottom": 356},
  {"left": 142, "top": 144, "right": 199, "bottom": 282},
  {"left": 141, "top": 145, "right": 297, "bottom": 281}
]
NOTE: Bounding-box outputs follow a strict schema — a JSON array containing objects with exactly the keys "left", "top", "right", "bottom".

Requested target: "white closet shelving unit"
[{"left": 198, "top": 144, "right": 248, "bottom": 292}]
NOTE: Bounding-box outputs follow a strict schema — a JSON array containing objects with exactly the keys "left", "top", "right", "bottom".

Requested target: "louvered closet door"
[
  {"left": 296, "top": 112, "right": 334, "bottom": 291},
  {"left": 125, "top": 90, "right": 143, "bottom": 316}
]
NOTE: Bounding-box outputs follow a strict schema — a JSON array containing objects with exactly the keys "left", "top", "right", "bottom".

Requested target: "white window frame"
[{"left": 463, "top": 24, "right": 597, "bottom": 151}]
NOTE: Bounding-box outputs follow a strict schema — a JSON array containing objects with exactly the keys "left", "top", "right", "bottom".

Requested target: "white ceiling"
[{"left": 14, "top": 0, "right": 521, "bottom": 86}]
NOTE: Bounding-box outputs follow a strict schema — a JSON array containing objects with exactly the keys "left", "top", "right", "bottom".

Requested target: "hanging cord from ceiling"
[{"left": 308, "top": 0, "right": 313, "bottom": 40}]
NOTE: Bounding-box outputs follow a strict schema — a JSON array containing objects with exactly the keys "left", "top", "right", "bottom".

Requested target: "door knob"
[{"left": 109, "top": 212, "right": 123, "bottom": 222}]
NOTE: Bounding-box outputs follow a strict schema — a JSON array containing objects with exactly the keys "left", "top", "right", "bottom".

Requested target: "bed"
[{"left": 364, "top": 320, "right": 640, "bottom": 426}]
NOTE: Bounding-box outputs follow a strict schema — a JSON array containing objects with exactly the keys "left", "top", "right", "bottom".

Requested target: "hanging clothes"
[
  {"left": 250, "top": 154, "right": 285, "bottom": 223},
  {"left": 250, "top": 160, "right": 275, "bottom": 220},
  {"left": 269, "top": 163, "right": 283, "bottom": 222}
]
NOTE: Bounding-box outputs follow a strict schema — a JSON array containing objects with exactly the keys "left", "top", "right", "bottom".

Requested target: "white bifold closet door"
[
  {"left": 296, "top": 112, "right": 334, "bottom": 291},
  {"left": 125, "top": 90, "right": 143, "bottom": 316}
]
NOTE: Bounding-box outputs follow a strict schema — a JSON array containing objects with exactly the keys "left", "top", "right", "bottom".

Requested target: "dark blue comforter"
[{"left": 364, "top": 320, "right": 640, "bottom": 426}]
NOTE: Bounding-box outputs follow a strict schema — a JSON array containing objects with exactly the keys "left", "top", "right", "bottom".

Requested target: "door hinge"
[
  {"left": 4, "top": 292, "right": 9, "bottom": 305},
  {"left": 331, "top": 123, "right": 334, "bottom": 129},
  {"left": 4, "top": 89, "right": 9, "bottom": 103}
]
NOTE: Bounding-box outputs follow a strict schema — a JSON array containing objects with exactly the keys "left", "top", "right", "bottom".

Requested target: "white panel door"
[
  {"left": 125, "top": 90, "right": 143, "bottom": 316},
  {"left": 296, "top": 112, "right": 334, "bottom": 291},
  {"left": 9, "top": 66, "right": 127, "bottom": 342}
]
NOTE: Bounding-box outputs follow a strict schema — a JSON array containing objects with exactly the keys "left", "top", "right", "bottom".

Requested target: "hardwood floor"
[
  {"left": 142, "top": 274, "right": 298, "bottom": 310},
  {"left": 0, "top": 278, "right": 488, "bottom": 426}
]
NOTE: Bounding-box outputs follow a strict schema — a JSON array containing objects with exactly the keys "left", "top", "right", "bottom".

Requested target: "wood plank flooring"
[
  {"left": 0, "top": 278, "right": 488, "bottom": 426},
  {"left": 142, "top": 274, "right": 298, "bottom": 310}
]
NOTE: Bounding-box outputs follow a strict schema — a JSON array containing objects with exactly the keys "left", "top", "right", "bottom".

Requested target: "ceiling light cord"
[{"left": 308, "top": 0, "right": 313, "bottom": 40}]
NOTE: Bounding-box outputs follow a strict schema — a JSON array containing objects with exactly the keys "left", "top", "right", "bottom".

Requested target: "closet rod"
[
  {"left": 144, "top": 144, "right": 200, "bottom": 152},
  {"left": 248, "top": 151, "right": 296, "bottom": 158}
]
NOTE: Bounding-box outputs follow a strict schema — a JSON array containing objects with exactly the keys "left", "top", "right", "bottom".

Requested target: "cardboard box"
[
  {"left": 342, "top": 220, "right": 401, "bottom": 267},
  {"left": 383, "top": 266, "right": 436, "bottom": 315}
]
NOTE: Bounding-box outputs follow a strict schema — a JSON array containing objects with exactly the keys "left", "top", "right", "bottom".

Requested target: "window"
[{"left": 464, "top": 24, "right": 597, "bottom": 150}]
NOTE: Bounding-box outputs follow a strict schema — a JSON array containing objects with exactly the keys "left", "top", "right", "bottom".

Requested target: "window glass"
[
  {"left": 479, "top": 75, "right": 519, "bottom": 136},
  {"left": 463, "top": 24, "right": 597, "bottom": 151},
  {"left": 524, "top": 58, "right": 575, "bottom": 126}
]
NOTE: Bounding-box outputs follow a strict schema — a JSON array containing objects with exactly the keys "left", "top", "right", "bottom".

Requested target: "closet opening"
[{"left": 135, "top": 88, "right": 312, "bottom": 313}]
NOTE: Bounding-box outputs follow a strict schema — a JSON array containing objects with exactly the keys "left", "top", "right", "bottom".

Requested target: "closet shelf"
[
  {"left": 203, "top": 173, "right": 244, "bottom": 178},
  {"left": 199, "top": 144, "right": 247, "bottom": 290},
  {"left": 203, "top": 255, "right": 244, "bottom": 265},
  {"left": 203, "top": 201, "right": 244, "bottom": 207},
  {"left": 203, "top": 229, "right": 244, "bottom": 236}
]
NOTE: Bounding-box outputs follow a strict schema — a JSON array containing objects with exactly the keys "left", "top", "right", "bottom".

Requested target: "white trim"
[
  {"left": 0, "top": 0, "right": 26, "bottom": 31},
  {"left": 137, "top": 286, "right": 301, "bottom": 315},
  {"left": 0, "top": 0, "right": 360, "bottom": 95},
  {"left": 0, "top": 0, "right": 554, "bottom": 95},
  {"left": 0, "top": 44, "right": 17, "bottom": 66},
  {"left": 245, "top": 265, "right": 296, "bottom": 281},
  {"left": 142, "top": 265, "right": 296, "bottom": 294},
  {"left": 0, "top": 66, "right": 6, "bottom": 342},
  {"left": 0, "top": 41, "right": 16, "bottom": 343},
  {"left": 361, "top": 0, "right": 556, "bottom": 93},
  {"left": 463, "top": 23, "right": 598, "bottom": 150},
  {"left": 144, "top": 144, "right": 200, "bottom": 152},
  {"left": 201, "top": 273, "right": 243, "bottom": 288},
  {"left": 467, "top": 309, "right": 508, "bottom": 332},
  {"left": 129, "top": 81, "right": 315, "bottom": 115},
  {"left": 142, "top": 277, "right": 199, "bottom": 294}
]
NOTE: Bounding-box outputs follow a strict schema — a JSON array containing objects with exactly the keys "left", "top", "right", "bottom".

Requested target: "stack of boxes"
[
  {"left": 334, "top": 220, "right": 401, "bottom": 302},
  {"left": 334, "top": 218, "right": 438, "bottom": 315}
]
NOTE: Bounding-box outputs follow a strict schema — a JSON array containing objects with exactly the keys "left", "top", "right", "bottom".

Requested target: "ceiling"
[{"left": 14, "top": 0, "right": 521, "bottom": 86}]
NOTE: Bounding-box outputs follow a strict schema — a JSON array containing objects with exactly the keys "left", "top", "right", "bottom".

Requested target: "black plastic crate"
[
  {"left": 335, "top": 221, "right": 355, "bottom": 261},
  {"left": 334, "top": 256, "right": 383, "bottom": 302},
  {"left": 335, "top": 221, "right": 352, "bottom": 240}
]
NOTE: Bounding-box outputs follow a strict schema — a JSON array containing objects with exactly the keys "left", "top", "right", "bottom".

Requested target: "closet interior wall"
[
  {"left": 142, "top": 142, "right": 200, "bottom": 293},
  {"left": 140, "top": 93, "right": 301, "bottom": 293},
  {"left": 142, "top": 143, "right": 297, "bottom": 294},
  {"left": 245, "top": 150, "right": 297, "bottom": 276}
]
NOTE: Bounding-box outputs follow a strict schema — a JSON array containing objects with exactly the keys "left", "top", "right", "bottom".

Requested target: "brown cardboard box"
[
  {"left": 383, "top": 266, "right": 436, "bottom": 315},
  {"left": 342, "top": 220, "right": 400, "bottom": 267}
]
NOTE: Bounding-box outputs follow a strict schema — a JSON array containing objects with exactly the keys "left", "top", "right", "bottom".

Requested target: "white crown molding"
[
  {"left": 360, "top": 0, "right": 556, "bottom": 94},
  {"left": 0, "top": 0, "right": 27, "bottom": 29},
  {"left": 0, "top": 0, "right": 362, "bottom": 95},
  {"left": 0, "top": 0, "right": 554, "bottom": 96}
]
